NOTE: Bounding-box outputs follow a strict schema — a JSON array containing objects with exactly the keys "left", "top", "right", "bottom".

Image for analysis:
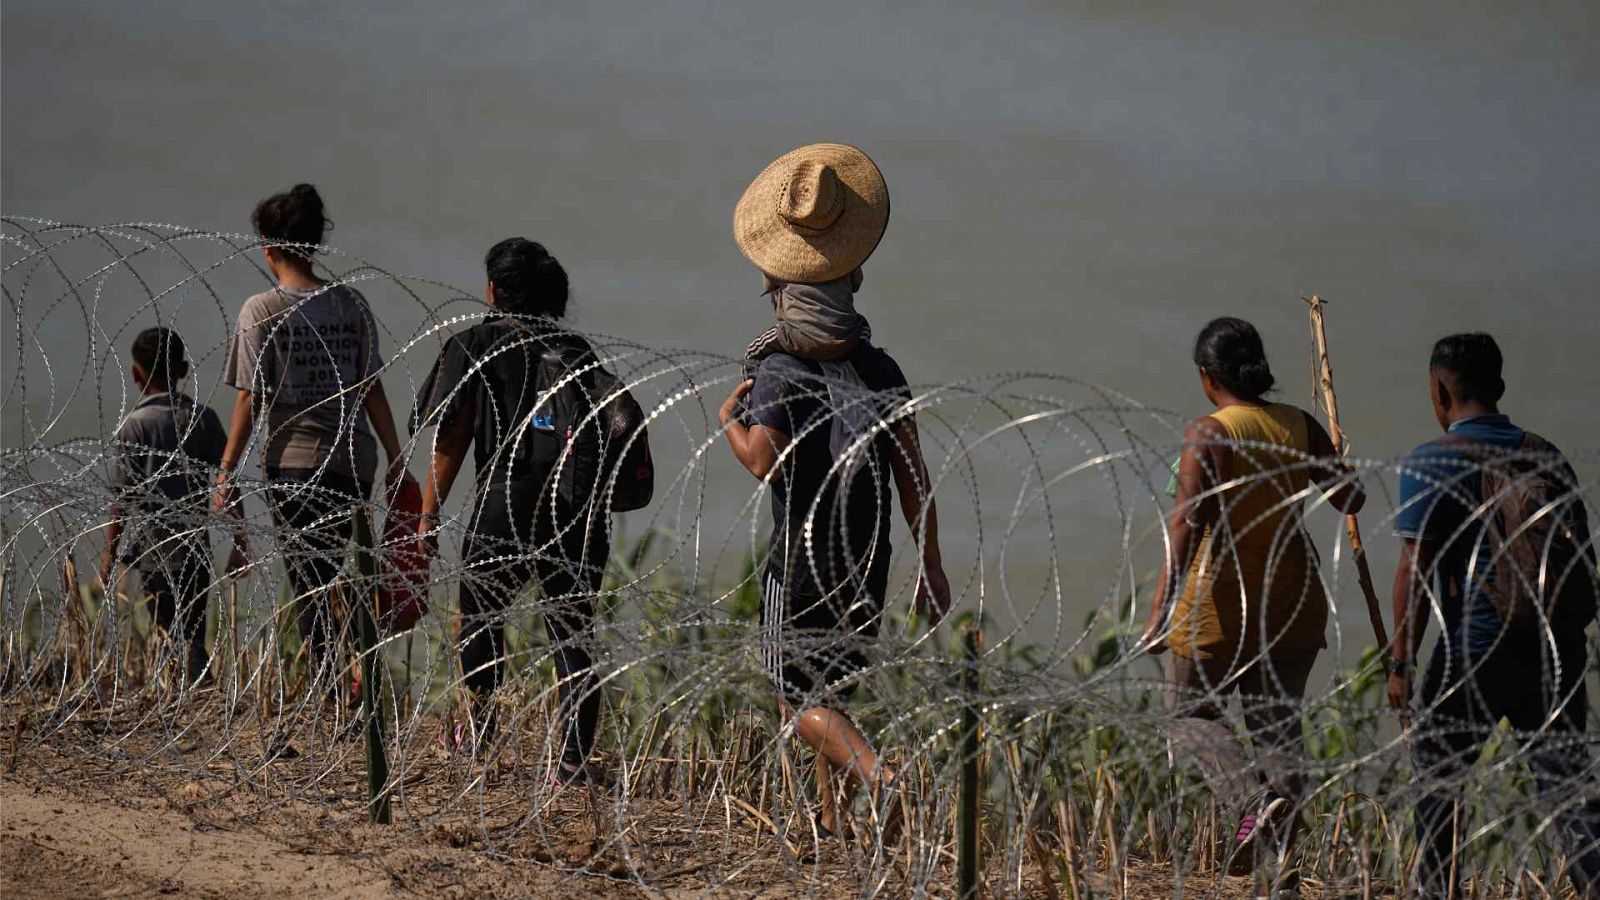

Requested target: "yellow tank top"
[{"left": 1167, "top": 403, "right": 1328, "bottom": 661}]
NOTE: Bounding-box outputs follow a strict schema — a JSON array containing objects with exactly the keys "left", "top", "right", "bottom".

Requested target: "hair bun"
[
  {"left": 1192, "top": 316, "right": 1276, "bottom": 400},
  {"left": 1237, "top": 359, "right": 1276, "bottom": 397},
  {"left": 253, "top": 184, "right": 330, "bottom": 247},
  {"left": 484, "top": 237, "right": 569, "bottom": 319},
  {"left": 289, "top": 183, "right": 324, "bottom": 213}
]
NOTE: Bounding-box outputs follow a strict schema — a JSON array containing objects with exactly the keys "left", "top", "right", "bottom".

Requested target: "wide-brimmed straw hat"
[{"left": 733, "top": 143, "right": 889, "bottom": 283}]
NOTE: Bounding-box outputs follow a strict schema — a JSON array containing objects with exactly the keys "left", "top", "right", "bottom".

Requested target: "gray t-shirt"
[
  {"left": 107, "top": 392, "right": 227, "bottom": 572},
  {"left": 224, "top": 284, "right": 381, "bottom": 480}
]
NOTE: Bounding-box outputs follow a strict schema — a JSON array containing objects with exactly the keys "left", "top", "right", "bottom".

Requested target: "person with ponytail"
[
  {"left": 214, "top": 184, "right": 413, "bottom": 702},
  {"left": 102, "top": 327, "right": 228, "bottom": 685},
  {"left": 1140, "top": 316, "right": 1365, "bottom": 883},
  {"left": 412, "top": 238, "right": 611, "bottom": 782}
]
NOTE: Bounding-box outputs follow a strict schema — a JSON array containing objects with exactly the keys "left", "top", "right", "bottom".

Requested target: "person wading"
[
  {"left": 1388, "top": 333, "right": 1599, "bottom": 898},
  {"left": 413, "top": 239, "right": 618, "bottom": 785},
  {"left": 214, "top": 184, "right": 413, "bottom": 707},
  {"left": 101, "top": 328, "right": 229, "bottom": 686},
  {"left": 1141, "top": 317, "right": 1365, "bottom": 887},
  {"left": 720, "top": 143, "right": 951, "bottom": 841}
]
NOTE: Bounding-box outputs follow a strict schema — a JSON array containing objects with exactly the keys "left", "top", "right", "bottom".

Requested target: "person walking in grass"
[
  {"left": 101, "top": 327, "right": 229, "bottom": 686},
  {"left": 1388, "top": 333, "right": 1599, "bottom": 898},
  {"left": 720, "top": 142, "right": 951, "bottom": 841},
  {"left": 1141, "top": 317, "right": 1365, "bottom": 887},
  {"left": 413, "top": 238, "right": 618, "bottom": 785},
  {"left": 213, "top": 184, "right": 413, "bottom": 704}
]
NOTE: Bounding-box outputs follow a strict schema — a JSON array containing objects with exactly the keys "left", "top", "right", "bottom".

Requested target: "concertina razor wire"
[{"left": 3, "top": 218, "right": 1597, "bottom": 898}]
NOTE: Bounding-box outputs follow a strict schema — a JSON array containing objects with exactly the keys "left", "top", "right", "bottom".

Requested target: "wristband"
[{"left": 1385, "top": 657, "right": 1413, "bottom": 677}]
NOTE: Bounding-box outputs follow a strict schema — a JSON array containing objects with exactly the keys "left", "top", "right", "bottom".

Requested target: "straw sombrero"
[{"left": 733, "top": 143, "right": 889, "bottom": 283}]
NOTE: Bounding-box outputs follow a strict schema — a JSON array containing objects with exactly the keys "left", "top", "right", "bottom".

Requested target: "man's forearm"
[
  {"left": 722, "top": 420, "right": 753, "bottom": 472},
  {"left": 1390, "top": 542, "right": 1430, "bottom": 661},
  {"left": 888, "top": 420, "right": 944, "bottom": 563},
  {"left": 1390, "top": 564, "right": 1410, "bottom": 661},
  {"left": 724, "top": 420, "right": 782, "bottom": 480},
  {"left": 421, "top": 415, "right": 471, "bottom": 518},
  {"left": 422, "top": 450, "right": 463, "bottom": 517},
  {"left": 893, "top": 463, "right": 933, "bottom": 550},
  {"left": 912, "top": 497, "right": 942, "bottom": 565},
  {"left": 1389, "top": 605, "right": 1412, "bottom": 664}
]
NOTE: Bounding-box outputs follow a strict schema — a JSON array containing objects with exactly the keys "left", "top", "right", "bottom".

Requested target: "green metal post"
[
  {"left": 959, "top": 627, "right": 982, "bottom": 899},
  {"left": 350, "top": 507, "right": 391, "bottom": 825}
]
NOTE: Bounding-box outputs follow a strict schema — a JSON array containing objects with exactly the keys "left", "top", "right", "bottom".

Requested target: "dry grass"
[{"left": 2, "top": 556, "right": 1589, "bottom": 898}]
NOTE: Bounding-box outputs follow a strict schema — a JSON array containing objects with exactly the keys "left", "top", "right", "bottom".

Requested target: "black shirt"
[
  {"left": 412, "top": 316, "right": 596, "bottom": 489},
  {"left": 747, "top": 343, "right": 911, "bottom": 598},
  {"left": 107, "top": 392, "right": 227, "bottom": 571}
]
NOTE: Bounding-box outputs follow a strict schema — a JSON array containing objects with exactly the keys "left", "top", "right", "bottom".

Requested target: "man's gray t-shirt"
[
  {"left": 224, "top": 284, "right": 381, "bottom": 480},
  {"left": 107, "top": 392, "right": 227, "bottom": 572}
]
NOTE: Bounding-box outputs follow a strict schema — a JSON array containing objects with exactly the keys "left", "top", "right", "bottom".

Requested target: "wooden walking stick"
[{"left": 1304, "top": 296, "right": 1391, "bottom": 659}]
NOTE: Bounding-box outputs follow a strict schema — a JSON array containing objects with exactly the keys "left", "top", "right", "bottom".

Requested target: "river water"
[{"left": 4, "top": 1, "right": 1597, "bottom": 669}]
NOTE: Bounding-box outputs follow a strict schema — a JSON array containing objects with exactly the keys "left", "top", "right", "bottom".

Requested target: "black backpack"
[
  {"left": 417, "top": 317, "right": 653, "bottom": 515},
  {"left": 590, "top": 365, "right": 654, "bottom": 512},
  {"left": 530, "top": 336, "right": 653, "bottom": 515},
  {"left": 1443, "top": 431, "right": 1598, "bottom": 630}
]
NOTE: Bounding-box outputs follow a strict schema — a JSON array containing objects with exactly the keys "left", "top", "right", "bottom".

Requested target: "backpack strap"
[{"left": 1518, "top": 431, "right": 1551, "bottom": 454}]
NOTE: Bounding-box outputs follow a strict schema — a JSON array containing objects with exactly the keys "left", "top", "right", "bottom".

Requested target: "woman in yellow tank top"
[{"left": 1140, "top": 317, "right": 1365, "bottom": 881}]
